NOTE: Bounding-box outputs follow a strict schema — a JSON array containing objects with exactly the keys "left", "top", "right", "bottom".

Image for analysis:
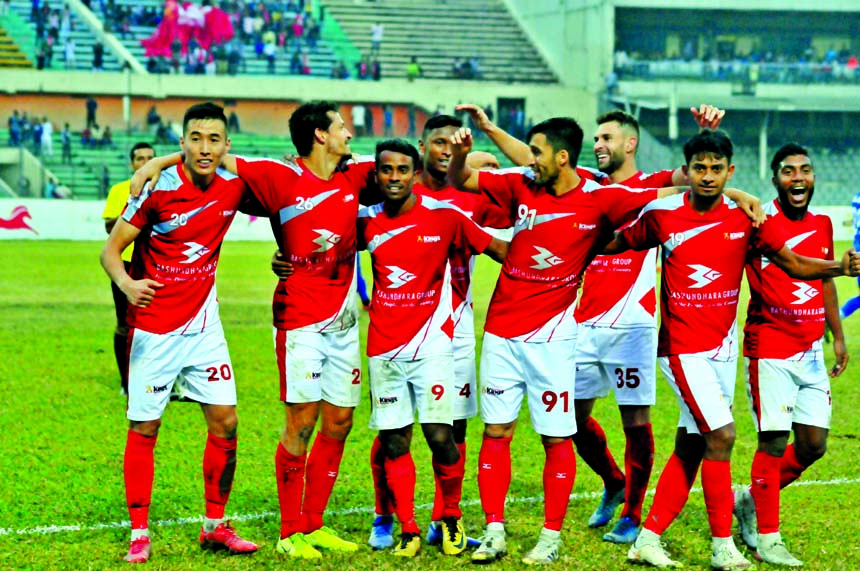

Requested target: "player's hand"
[
  {"left": 830, "top": 337, "right": 849, "bottom": 378},
  {"left": 456, "top": 103, "right": 494, "bottom": 132},
  {"left": 129, "top": 159, "right": 165, "bottom": 198},
  {"left": 271, "top": 250, "right": 294, "bottom": 279},
  {"left": 449, "top": 127, "right": 474, "bottom": 155},
  {"left": 691, "top": 104, "right": 725, "bottom": 131},
  {"left": 121, "top": 278, "right": 163, "bottom": 308},
  {"left": 842, "top": 249, "right": 860, "bottom": 277},
  {"left": 726, "top": 188, "right": 765, "bottom": 227}
]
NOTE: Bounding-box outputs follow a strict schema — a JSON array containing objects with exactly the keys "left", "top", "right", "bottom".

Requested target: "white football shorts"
[
  {"left": 452, "top": 335, "right": 478, "bottom": 420},
  {"left": 368, "top": 354, "right": 455, "bottom": 430},
  {"left": 574, "top": 325, "right": 657, "bottom": 406},
  {"left": 745, "top": 357, "right": 831, "bottom": 432},
  {"left": 479, "top": 333, "right": 577, "bottom": 438},
  {"left": 127, "top": 323, "right": 236, "bottom": 422},
  {"left": 274, "top": 324, "right": 362, "bottom": 408},
  {"left": 659, "top": 354, "right": 737, "bottom": 435}
]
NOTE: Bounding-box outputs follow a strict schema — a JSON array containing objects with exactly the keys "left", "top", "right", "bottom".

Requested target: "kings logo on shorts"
[{"left": 377, "top": 395, "right": 398, "bottom": 406}]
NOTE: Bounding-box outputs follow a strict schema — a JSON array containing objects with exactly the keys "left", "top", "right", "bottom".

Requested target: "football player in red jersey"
[
  {"left": 609, "top": 130, "right": 860, "bottom": 569},
  {"left": 358, "top": 139, "right": 508, "bottom": 557},
  {"left": 733, "top": 143, "right": 849, "bottom": 567},
  {"left": 101, "top": 102, "right": 259, "bottom": 564}
]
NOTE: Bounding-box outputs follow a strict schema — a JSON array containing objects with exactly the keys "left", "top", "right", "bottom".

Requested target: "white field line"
[{"left": 1, "top": 477, "right": 857, "bottom": 538}]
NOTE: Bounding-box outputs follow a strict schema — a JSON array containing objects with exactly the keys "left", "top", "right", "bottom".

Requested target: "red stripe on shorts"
[
  {"left": 667, "top": 355, "right": 711, "bottom": 433},
  {"left": 276, "top": 328, "right": 288, "bottom": 402},
  {"left": 747, "top": 358, "right": 762, "bottom": 431}
]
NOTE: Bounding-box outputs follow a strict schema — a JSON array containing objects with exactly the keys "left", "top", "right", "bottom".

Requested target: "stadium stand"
[{"left": 319, "top": 0, "right": 557, "bottom": 83}]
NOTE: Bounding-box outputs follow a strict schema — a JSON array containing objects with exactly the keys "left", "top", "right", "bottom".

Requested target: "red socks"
[
  {"left": 779, "top": 444, "right": 808, "bottom": 489},
  {"left": 370, "top": 436, "right": 393, "bottom": 516},
  {"left": 543, "top": 439, "right": 576, "bottom": 531},
  {"left": 701, "top": 458, "right": 733, "bottom": 538},
  {"left": 621, "top": 423, "right": 654, "bottom": 525},
  {"left": 750, "top": 450, "right": 781, "bottom": 534},
  {"left": 643, "top": 453, "right": 699, "bottom": 535},
  {"left": 275, "top": 442, "right": 306, "bottom": 538},
  {"left": 124, "top": 430, "right": 157, "bottom": 529},
  {"left": 478, "top": 434, "right": 512, "bottom": 524},
  {"left": 432, "top": 441, "right": 466, "bottom": 521},
  {"left": 203, "top": 433, "right": 237, "bottom": 520},
  {"left": 302, "top": 433, "right": 346, "bottom": 532},
  {"left": 385, "top": 452, "right": 419, "bottom": 534},
  {"left": 572, "top": 417, "right": 625, "bottom": 490}
]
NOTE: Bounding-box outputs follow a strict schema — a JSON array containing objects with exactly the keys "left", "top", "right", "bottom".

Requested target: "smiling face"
[
  {"left": 528, "top": 133, "right": 563, "bottom": 187},
  {"left": 376, "top": 150, "right": 416, "bottom": 202},
  {"left": 773, "top": 154, "right": 814, "bottom": 215},
  {"left": 180, "top": 118, "right": 230, "bottom": 183},
  {"left": 419, "top": 125, "right": 457, "bottom": 180},
  {"left": 593, "top": 120, "right": 633, "bottom": 175},
  {"left": 683, "top": 152, "right": 734, "bottom": 203}
]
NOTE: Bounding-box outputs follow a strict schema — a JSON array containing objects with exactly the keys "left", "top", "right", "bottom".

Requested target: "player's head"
[
  {"left": 682, "top": 129, "right": 735, "bottom": 200},
  {"left": 129, "top": 142, "right": 154, "bottom": 172},
  {"left": 594, "top": 110, "right": 639, "bottom": 176},
  {"left": 289, "top": 101, "right": 352, "bottom": 158},
  {"left": 467, "top": 150, "right": 500, "bottom": 171},
  {"left": 180, "top": 102, "right": 230, "bottom": 182},
  {"left": 375, "top": 138, "right": 420, "bottom": 203},
  {"left": 420, "top": 115, "right": 462, "bottom": 180},
  {"left": 770, "top": 143, "right": 814, "bottom": 215},
  {"left": 527, "top": 118, "right": 583, "bottom": 186}
]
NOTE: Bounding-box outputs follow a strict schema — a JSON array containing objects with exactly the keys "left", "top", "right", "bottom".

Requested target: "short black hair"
[
  {"left": 683, "top": 129, "right": 733, "bottom": 165},
  {"left": 129, "top": 142, "right": 153, "bottom": 162},
  {"left": 182, "top": 102, "right": 228, "bottom": 134},
  {"left": 422, "top": 114, "right": 462, "bottom": 139},
  {"left": 527, "top": 117, "right": 584, "bottom": 165},
  {"left": 289, "top": 101, "right": 338, "bottom": 156},
  {"left": 770, "top": 143, "right": 810, "bottom": 177},
  {"left": 375, "top": 138, "right": 420, "bottom": 169},
  {"left": 596, "top": 110, "right": 639, "bottom": 137}
]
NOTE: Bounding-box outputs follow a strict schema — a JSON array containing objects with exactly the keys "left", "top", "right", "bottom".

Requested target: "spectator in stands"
[
  {"left": 469, "top": 57, "right": 482, "bottom": 79},
  {"left": 61, "top": 123, "right": 72, "bottom": 164},
  {"left": 59, "top": 7, "right": 71, "bottom": 43},
  {"left": 407, "top": 104, "right": 416, "bottom": 138},
  {"left": 330, "top": 59, "right": 349, "bottom": 79},
  {"left": 21, "top": 112, "right": 31, "bottom": 144},
  {"left": 85, "top": 96, "right": 98, "bottom": 130},
  {"left": 300, "top": 49, "right": 310, "bottom": 75},
  {"left": 36, "top": 42, "right": 47, "bottom": 70},
  {"left": 30, "top": 0, "right": 39, "bottom": 22},
  {"left": 99, "top": 164, "right": 110, "bottom": 199},
  {"left": 64, "top": 38, "right": 76, "bottom": 69},
  {"left": 31, "top": 119, "right": 43, "bottom": 156},
  {"left": 371, "top": 57, "right": 381, "bottom": 81},
  {"left": 383, "top": 104, "right": 393, "bottom": 136},
  {"left": 146, "top": 57, "right": 159, "bottom": 73},
  {"left": 406, "top": 55, "right": 422, "bottom": 82},
  {"left": 452, "top": 57, "right": 462, "bottom": 78},
  {"left": 44, "top": 36, "right": 54, "bottom": 67},
  {"left": 370, "top": 21, "right": 383, "bottom": 55},
  {"left": 227, "top": 110, "right": 240, "bottom": 133},
  {"left": 81, "top": 126, "right": 94, "bottom": 148},
  {"left": 227, "top": 39, "right": 244, "bottom": 75},
  {"left": 356, "top": 55, "right": 369, "bottom": 79},
  {"left": 289, "top": 49, "right": 302, "bottom": 74},
  {"left": 263, "top": 38, "right": 277, "bottom": 73},
  {"left": 8, "top": 110, "right": 21, "bottom": 146},
  {"left": 40, "top": 117, "right": 53, "bottom": 158},
  {"left": 305, "top": 15, "right": 319, "bottom": 50},
  {"left": 165, "top": 121, "right": 180, "bottom": 144},
  {"left": 351, "top": 104, "right": 366, "bottom": 137},
  {"left": 154, "top": 121, "right": 170, "bottom": 145},
  {"left": 365, "top": 104, "right": 374, "bottom": 136},
  {"left": 460, "top": 58, "right": 473, "bottom": 79},
  {"left": 48, "top": 9, "right": 59, "bottom": 40},
  {"left": 100, "top": 125, "right": 114, "bottom": 149},
  {"left": 92, "top": 41, "right": 104, "bottom": 71}
]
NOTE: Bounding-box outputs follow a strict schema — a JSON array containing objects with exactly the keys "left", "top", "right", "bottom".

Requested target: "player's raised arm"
[
  {"left": 823, "top": 277, "right": 849, "bottom": 377},
  {"left": 447, "top": 127, "right": 480, "bottom": 191},
  {"left": 724, "top": 187, "right": 766, "bottom": 226},
  {"left": 457, "top": 103, "right": 532, "bottom": 166},
  {"left": 100, "top": 218, "right": 163, "bottom": 307},
  {"left": 768, "top": 247, "right": 860, "bottom": 281}
]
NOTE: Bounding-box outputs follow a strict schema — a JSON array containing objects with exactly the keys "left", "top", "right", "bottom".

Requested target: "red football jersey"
[
  {"left": 413, "top": 182, "right": 510, "bottom": 338},
  {"left": 358, "top": 194, "right": 493, "bottom": 359},
  {"left": 235, "top": 156, "right": 375, "bottom": 331},
  {"left": 744, "top": 199, "right": 833, "bottom": 359},
  {"left": 478, "top": 167, "right": 657, "bottom": 341},
  {"left": 576, "top": 169, "right": 675, "bottom": 327},
  {"left": 622, "top": 192, "right": 786, "bottom": 358},
  {"left": 123, "top": 165, "right": 247, "bottom": 334}
]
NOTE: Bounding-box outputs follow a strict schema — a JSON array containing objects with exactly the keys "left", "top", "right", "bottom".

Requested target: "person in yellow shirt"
[{"left": 102, "top": 142, "right": 155, "bottom": 394}]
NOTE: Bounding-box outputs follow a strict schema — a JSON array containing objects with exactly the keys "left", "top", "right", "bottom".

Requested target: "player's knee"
[
  {"left": 619, "top": 405, "right": 650, "bottom": 427},
  {"left": 130, "top": 418, "right": 161, "bottom": 436},
  {"left": 574, "top": 398, "right": 595, "bottom": 426},
  {"left": 797, "top": 437, "right": 827, "bottom": 464},
  {"left": 452, "top": 419, "right": 468, "bottom": 443},
  {"left": 704, "top": 424, "right": 736, "bottom": 457},
  {"left": 380, "top": 432, "right": 410, "bottom": 459},
  {"left": 483, "top": 422, "right": 515, "bottom": 439},
  {"left": 322, "top": 415, "right": 353, "bottom": 441}
]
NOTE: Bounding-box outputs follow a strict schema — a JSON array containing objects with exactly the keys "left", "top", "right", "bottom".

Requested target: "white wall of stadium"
[{"left": 0, "top": 199, "right": 854, "bottom": 243}]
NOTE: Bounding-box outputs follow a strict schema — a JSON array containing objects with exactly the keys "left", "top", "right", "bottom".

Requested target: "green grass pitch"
[{"left": 0, "top": 239, "right": 858, "bottom": 570}]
